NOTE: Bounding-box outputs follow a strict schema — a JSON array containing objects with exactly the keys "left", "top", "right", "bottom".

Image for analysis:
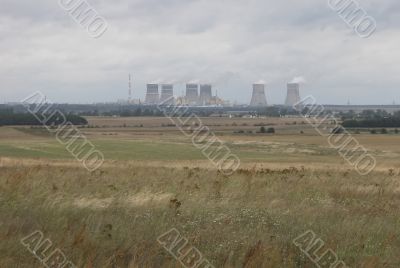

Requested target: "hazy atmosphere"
[{"left": 1, "top": 0, "right": 399, "bottom": 104}]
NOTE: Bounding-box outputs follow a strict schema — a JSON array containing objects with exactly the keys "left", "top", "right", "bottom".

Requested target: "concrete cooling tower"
[
  {"left": 199, "top": 84, "right": 212, "bottom": 105},
  {"left": 186, "top": 84, "right": 199, "bottom": 105},
  {"left": 160, "top": 84, "right": 174, "bottom": 105},
  {"left": 250, "top": 84, "right": 268, "bottom": 107},
  {"left": 285, "top": 83, "right": 301, "bottom": 107},
  {"left": 145, "top": 84, "right": 160, "bottom": 105}
]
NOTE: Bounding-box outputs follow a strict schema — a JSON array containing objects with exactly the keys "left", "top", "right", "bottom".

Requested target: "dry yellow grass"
[
  {"left": 1, "top": 163, "right": 400, "bottom": 267},
  {"left": 1, "top": 117, "right": 400, "bottom": 267}
]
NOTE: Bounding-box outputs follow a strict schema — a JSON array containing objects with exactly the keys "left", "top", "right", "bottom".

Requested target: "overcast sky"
[{"left": 0, "top": 0, "right": 399, "bottom": 104}]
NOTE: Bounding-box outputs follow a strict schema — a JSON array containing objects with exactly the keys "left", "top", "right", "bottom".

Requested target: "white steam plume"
[{"left": 290, "top": 76, "right": 307, "bottom": 84}]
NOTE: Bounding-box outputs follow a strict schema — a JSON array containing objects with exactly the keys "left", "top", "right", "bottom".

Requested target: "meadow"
[{"left": 1, "top": 117, "right": 400, "bottom": 267}]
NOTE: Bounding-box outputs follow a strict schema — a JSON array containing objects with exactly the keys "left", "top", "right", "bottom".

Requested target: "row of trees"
[
  {"left": 340, "top": 110, "right": 400, "bottom": 128},
  {"left": 339, "top": 110, "right": 400, "bottom": 120},
  {"left": 0, "top": 113, "right": 87, "bottom": 126},
  {"left": 342, "top": 119, "right": 400, "bottom": 128},
  {"left": 80, "top": 107, "right": 300, "bottom": 118},
  {"left": 82, "top": 108, "right": 215, "bottom": 117}
]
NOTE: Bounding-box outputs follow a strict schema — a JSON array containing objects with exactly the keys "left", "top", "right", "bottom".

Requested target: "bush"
[
  {"left": 266, "top": 127, "right": 275, "bottom": 134},
  {"left": 260, "top": 126, "right": 266, "bottom": 133},
  {"left": 331, "top": 126, "right": 345, "bottom": 134},
  {"left": 370, "top": 129, "right": 377, "bottom": 134},
  {"left": 381, "top": 128, "right": 388, "bottom": 134}
]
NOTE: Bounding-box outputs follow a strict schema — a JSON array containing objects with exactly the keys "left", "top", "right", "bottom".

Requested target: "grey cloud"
[{"left": 0, "top": 0, "right": 399, "bottom": 104}]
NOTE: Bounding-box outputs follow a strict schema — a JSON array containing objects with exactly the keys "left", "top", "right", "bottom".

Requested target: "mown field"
[{"left": 1, "top": 117, "right": 400, "bottom": 267}]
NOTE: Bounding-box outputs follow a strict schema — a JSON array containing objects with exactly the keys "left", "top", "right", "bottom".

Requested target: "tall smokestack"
[
  {"left": 199, "top": 84, "right": 212, "bottom": 106},
  {"left": 160, "top": 84, "right": 174, "bottom": 105},
  {"left": 250, "top": 84, "right": 268, "bottom": 107},
  {"left": 186, "top": 84, "right": 199, "bottom": 105},
  {"left": 285, "top": 83, "right": 301, "bottom": 107},
  {"left": 145, "top": 84, "right": 160, "bottom": 105},
  {"left": 128, "top": 74, "right": 132, "bottom": 103}
]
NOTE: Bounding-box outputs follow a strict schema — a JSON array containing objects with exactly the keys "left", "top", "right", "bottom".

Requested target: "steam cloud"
[
  {"left": 290, "top": 76, "right": 307, "bottom": 84},
  {"left": 254, "top": 79, "right": 266, "bottom": 84}
]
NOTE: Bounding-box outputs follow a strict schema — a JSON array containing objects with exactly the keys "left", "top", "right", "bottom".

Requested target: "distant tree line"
[
  {"left": 73, "top": 106, "right": 300, "bottom": 118},
  {"left": 342, "top": 110, "right": 400, "bottom": 128},
  {"left": 0, "top": 113, "right": 87, "bottom": 126},
  {"left": 339, "top": 110, "right": 398, "bottom": 121},
  {"left": 257, "top": 107, "right": 299, "bottom": 117},
  {"left": 75, "top": 106, "right": 301, "bottom": 118},
  {"left": 93, "top": 108, "right": 215, "bottom": 117},
  {"left": 343, "top": 119, "right": 400, "bottom": 128},
  {"left": 0, "top": 107, "right": 14, "bottom": 115}
]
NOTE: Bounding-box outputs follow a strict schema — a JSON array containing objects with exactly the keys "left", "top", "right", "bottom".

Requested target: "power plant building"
[
  {"left": 199, "top": 84, "right": 212, "bottom": 105},
  {"left": 285, "top": 83, "right": 301, "bottom": 107},
  {"left": 160, "top": 84, "right": 174, "bottom": 105},
  {"left": 186, "top": 84, "right": 199, "bottom": 105},
  {"left": 145, "top": 84, "right": 160, "bottom": 105},
  {"left": 250, "top": 84, "right": 268, "bottom": 107}
]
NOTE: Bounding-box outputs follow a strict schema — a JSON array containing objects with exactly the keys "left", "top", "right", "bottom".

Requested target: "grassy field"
[{"left": 1, "top": 117, "right": 400, "bottom": 267}]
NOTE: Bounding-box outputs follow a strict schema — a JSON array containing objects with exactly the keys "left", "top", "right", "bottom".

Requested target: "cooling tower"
[
  {"left": 285, "top": 83, "right": 301, "bottom": 107},
  {"left": 160, "top": 84, "right": 174, "bottom": 105},
  {"left": 250, "top": 84, "right": 268, "bottom": 107},
  {"left": 145, "top": 84, "right": 159, "bottom": 105},
  {"left": 186, "top": 84, "right": 199, "bottom": 105},
  {"left": 199, "top": 84, "right": 212, "bottom": 105}
]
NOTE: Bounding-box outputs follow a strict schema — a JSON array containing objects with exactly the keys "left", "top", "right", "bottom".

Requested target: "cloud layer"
[{"left": 0, "top": 0, "right": 399, "bottom": 104}]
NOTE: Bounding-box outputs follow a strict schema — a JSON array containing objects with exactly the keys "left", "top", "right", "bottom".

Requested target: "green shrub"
[
  {"left": 331, "top": 127, "right": 345, "bottom": 134},
  {"left": 266, "top": 127, "right": 275, "bottom": 134}
]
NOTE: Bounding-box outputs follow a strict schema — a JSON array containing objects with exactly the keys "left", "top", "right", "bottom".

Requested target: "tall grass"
[{"left": 1, "top": 164, "right": 399, "bottom": 267}]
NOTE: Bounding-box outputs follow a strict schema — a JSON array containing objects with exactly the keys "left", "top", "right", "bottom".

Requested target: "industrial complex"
[
  {"left": 143, "top": 83, "right": 225, "bottom": 106},
  {"left": 141, "top": 81, "right": 303, "bottom": 108},
  {"left": 5, "top": 77, "right": 400, "bottom": 114}
]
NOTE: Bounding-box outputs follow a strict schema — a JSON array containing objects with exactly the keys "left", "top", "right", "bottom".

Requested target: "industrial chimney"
[
  {"left": 145, "top": 84, "right": 160, "bottom": 105},
  {"left": 285, "top": 83, "right": 301, "bottom": 107},
  {"left": 250, "top": 83, "right": 268, "bottom": 107}
]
